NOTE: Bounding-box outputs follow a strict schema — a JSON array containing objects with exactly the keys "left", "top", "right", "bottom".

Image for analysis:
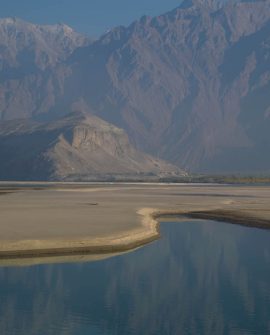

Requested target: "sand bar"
[{"left": 0, "top": 183, "right": 270, "bottom": 263}]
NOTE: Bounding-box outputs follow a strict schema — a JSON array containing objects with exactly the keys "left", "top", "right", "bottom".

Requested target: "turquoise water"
[{"left": 0, "top": 220, "right": 270, "bottom": 335}]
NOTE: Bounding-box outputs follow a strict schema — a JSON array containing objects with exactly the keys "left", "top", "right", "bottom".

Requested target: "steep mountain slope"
[
  {"left": 57, "top": 0, "right": 270, "bottom": 173},
  {"left": 1, "top": 0, "right": 270, "bottom": 173},
  {"left": 0, "top": 112, "right": 184, "bottom": 181},
  {"left": 0, "top": 18, "right": 89, "bottom": 120}
]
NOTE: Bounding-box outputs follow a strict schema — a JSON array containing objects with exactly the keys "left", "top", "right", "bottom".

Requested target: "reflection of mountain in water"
[{"left": 0, "top": 220, "right": 270, "bottom": 335}]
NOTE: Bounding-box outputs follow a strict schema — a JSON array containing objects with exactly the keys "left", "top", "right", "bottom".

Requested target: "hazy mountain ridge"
[
  {"left": 0, "top": 113, "right": 184, "bottom": 180},
  {"left": 1, "top": 0, "right": 270, "bottom": 174},
  {"left": 0, "top": 17, "right": 88, "bottom": 68},
  {"left": 56, "top": 0, "right": 270, "bottom": 173},
  {"left": 0, "top": 18, "right": 90, "bottom": 120}
]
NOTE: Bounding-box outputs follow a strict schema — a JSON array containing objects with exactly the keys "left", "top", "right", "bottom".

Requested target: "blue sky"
[{"left": 0, "top": 0, "right": 182, "bottom": 37}]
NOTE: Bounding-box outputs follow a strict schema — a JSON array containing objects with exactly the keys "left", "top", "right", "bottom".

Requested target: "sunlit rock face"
[
  {"left": 0, "top": 112, "right": 185, "bottom": 181},
  {"left": 1, "top": 0, "right": 270, "bottom": 173}
]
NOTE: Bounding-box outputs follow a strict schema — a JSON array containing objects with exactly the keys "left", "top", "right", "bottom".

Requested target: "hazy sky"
[{"left": 0, "top": 0, "right": 182, "bottom": 37}]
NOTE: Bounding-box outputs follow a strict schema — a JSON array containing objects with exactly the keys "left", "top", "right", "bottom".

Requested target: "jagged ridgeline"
[{"left": 0, "top": 0, "right": 270, "bottom": 177}]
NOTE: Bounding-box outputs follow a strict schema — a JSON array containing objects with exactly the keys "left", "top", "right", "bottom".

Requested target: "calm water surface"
[{"left": 0, "top": 220, "right": 270, "bottom": 335}]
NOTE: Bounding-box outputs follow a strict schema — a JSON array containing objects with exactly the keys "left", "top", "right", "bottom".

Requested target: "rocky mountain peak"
[
  {"left": 178, "top": 0, "right": 225, "bottom": 9},
  {"left": 0, "top": 17, "right": 89, "bottom": 70},
  {"left": 1, "top": 0, "right": 270, "bottom": 175}
]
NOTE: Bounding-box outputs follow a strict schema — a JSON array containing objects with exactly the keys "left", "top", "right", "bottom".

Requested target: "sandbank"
[{"left": 0, "top": 183, "right": 270, "bottom": 265}]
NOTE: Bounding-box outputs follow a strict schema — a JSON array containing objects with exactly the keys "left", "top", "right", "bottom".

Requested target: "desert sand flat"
[{"left": 0, "top": 183, "right": 270, "bottom": 264}]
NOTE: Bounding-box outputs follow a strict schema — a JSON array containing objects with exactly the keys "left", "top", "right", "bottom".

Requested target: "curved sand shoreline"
[
  {"left": 1, "top": 207, "right": 270, "bottom": 261},
  {"left": 0, "top": 183, "right": 270, "bottom": 263}
]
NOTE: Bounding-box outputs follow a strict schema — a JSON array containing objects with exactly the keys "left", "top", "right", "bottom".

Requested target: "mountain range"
[{"left": 0, "top": 0, "right": 270, "bottom": 179}]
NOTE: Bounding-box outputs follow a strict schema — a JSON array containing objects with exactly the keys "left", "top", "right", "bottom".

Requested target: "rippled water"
[{"left": 0, "top": 220, "right": 270, "bottom": 335}]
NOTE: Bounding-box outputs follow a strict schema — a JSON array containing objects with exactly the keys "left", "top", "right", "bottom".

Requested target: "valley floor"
[{"left": 0, "top": 183, "right": 270, "bottom": 264}]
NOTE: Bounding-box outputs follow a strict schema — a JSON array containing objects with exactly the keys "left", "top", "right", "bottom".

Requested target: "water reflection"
[{"left": 0, "top": 220, "right": 269, "bottom": 335}]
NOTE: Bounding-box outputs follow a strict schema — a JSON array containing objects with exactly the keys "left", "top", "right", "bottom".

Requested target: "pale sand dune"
[{"left": 0, "top": 183, "right": 270, "bottom": 264}]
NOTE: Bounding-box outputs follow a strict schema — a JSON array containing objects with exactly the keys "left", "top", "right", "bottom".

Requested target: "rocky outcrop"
[{"left": 0, "top": 113, "right": 185, "bottom": 181}]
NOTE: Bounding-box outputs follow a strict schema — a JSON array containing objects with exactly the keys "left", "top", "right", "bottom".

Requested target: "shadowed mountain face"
[
  {"left": 1, "top": 0, "right": 270, "bottom": 174},
  {"left": 0, "top": 113, "right": 184, "bottom": 181}
]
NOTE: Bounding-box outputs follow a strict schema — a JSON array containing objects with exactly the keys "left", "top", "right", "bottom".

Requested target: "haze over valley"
[{"left": 0, "top": 0, "right": 270, "bottom": 177}]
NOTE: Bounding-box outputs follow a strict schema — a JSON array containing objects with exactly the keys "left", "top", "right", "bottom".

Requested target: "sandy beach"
[{"left": 0, "top": 183, "right": 270, "bottom": 263}]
